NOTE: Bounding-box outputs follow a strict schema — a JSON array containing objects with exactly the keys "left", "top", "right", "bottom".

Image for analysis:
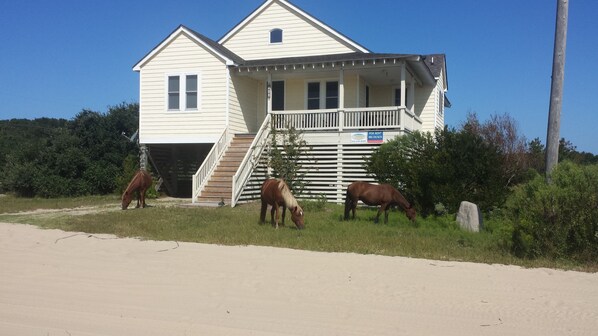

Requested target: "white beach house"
[{"left": 133, "top": 0, "right": 450, "bottom": 205}]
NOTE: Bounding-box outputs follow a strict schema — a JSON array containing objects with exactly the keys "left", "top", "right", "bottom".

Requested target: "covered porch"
[{"left": 233, "top": 52, "right": 437, "bottom": 135}]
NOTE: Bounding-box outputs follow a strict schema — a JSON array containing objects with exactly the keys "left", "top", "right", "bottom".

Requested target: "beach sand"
[{"left": 1, "top": 222, "right": 596, "bottom": 335}]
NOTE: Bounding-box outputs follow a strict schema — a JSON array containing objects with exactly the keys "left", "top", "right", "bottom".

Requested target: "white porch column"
[
  {"left": 336, "top": 69, "right": 345, "bottom": 202},
  {"left": 400, "top": 62, "right": 406, "bottom": 108},
  {"left": 400, "top": 62, "right": 406, "bottom": 131},
  {"left": 409, "top": 80, "right": 415, "bottom": 112},
  {"left": 267, "top": 72, "right": 273, "bottom": 115},
  {"left": 339, "top": 68, "right": 344, "bottom": 131}
]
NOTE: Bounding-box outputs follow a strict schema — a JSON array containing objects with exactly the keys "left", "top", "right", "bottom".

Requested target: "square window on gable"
[{"left": 270, "top": 29, "right": 283, "bottom": 44}]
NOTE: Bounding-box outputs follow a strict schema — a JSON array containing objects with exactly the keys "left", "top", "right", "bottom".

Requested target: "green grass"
[{"left": 0, "top": 195, "right": 594, "bottom": 271}]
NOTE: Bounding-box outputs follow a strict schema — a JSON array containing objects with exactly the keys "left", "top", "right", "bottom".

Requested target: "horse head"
[
  {"left": 121, "top": 191, "right": 133, "bottom": 210},
  {"left": 290, "top": 206, "right": 305, "bottom": 229},
  {"left": 405, "top": 206, "right": 417, "bottom": 222}
]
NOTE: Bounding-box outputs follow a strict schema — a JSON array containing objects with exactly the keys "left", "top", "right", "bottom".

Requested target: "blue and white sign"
[{"left": 367, "top": 131, "right": 383, "bottom": 143}]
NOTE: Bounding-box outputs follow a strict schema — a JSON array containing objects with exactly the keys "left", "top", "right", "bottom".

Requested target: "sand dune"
[{"left": 0, "top": 222, "right": 596, "bottom": 335}]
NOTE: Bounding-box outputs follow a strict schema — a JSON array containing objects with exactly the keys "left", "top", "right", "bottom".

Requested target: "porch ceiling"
[{"left": 231, "top": 52, "right": 436, "bottom": 86}]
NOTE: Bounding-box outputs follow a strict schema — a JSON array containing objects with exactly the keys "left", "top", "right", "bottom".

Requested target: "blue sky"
[{"left": 1, "top": 0, "right": 597, "bottom": 153}]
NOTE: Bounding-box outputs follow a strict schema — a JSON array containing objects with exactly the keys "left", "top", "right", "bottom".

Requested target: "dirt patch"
[{"left": 2, "top": 197, "right": 189, "bottom": 220}]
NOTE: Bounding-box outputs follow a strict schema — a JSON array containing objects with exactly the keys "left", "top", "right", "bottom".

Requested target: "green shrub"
[
  {"left": 366, "top": 128, "right": 506, "bottom": 215},
  {"left": 505, "top": 161, "right": 598, "bottom": 261},
  {"left": 268, "top": 124, "right": 311, "bottom": 194}
]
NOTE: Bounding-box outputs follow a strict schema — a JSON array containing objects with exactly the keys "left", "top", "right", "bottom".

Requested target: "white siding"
[
  {"left": 229, "top": 75, "right": 260, "bottom": 134},
  {"left": 343, "top": 74, "right": 359, "bottom": 108},
  {"left": 415, "top": 71, "right": 446, "bottom": 135},
  {"left": 138, "top": 32, "right": 228, "bottom": 144},
  {"left": 222, "top": 1, "right": 357, "bottom": 60}
]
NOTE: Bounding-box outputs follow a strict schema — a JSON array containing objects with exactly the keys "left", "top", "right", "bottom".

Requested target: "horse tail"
[{"left": 344, "top": 188, "right": 351, "bottom": 220}]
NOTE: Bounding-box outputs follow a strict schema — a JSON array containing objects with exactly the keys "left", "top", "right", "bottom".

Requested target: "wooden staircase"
[{"left": 196, "top": 134, "right": 255, "bottom": 205}]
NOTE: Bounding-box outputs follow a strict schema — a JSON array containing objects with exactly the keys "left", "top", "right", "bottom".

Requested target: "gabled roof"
[
  {"left": 423, "top": 54, "right": 448, "bottom": 90},
  {"left": 132, "top": 25, "right": 244, "bottom": 71},
  {"left": 218, "top": 0, "right": 370, "bottom": 53}
]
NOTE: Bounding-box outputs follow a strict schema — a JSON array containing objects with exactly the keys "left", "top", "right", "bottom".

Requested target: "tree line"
[{"left": 0, "top": 103, "right": 140, "bottom": 197}]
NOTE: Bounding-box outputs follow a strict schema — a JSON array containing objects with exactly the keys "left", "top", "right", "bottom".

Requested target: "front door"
[{"left": 272, "top": 80, "right": 285, "bottom": 111}]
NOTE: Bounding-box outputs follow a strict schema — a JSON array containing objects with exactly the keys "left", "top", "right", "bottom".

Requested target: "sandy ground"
[{"left": 0, "top": 222, "right": 597, "bottom": 336}]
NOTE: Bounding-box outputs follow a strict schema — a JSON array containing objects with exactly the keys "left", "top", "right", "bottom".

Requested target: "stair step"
[
  {"left": 203, "top": 185, "right": 232, "bottom": 192},
  {"left": 197, "top": 196, "right": 230, "bottom": 206}
]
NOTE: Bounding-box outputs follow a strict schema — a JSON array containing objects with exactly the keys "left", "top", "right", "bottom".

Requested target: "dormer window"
[{"left": 270, "top": 28, "right": 283, "bottom": 44}]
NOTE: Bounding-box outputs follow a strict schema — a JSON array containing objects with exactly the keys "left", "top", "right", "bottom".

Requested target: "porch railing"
[
  {"left": 192, "top": 128, "right": 232, "bottom": 203},
  {"left": 271, "top": 106, "right": 421, "bottom": 132},
  {"left": 231, "top": 113, "right": 272, "bottom": 207}
]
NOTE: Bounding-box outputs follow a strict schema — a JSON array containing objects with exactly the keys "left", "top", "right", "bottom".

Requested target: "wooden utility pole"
[{"left": 545, "top": 0, "right": 569, "bottom": 179}]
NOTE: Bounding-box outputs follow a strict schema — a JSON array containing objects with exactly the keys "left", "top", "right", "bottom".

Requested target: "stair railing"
[
  {"left": 192, "top": 128, "right": 231, "bottom": 203},
  {"left": 231, "top": 114, "right": 272, "bottom": 207}
]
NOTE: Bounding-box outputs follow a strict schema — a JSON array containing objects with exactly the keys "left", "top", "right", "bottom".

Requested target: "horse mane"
[
  {"left": 391, "top": 186, "right": 412, "bottom": 210},
  {"left": 277, "top": 179, "right": 299, "bottom": 208}
]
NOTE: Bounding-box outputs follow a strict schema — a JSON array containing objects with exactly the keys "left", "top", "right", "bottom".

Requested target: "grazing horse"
[
  {"left": 260, "top": 178, "right": 305, "bottom": 229},
  {"left": 344, "top": 181, "right": 416, "bottom": 223},
  {"left": 121, "top": 170, "right": 152, "bottom": 210}
]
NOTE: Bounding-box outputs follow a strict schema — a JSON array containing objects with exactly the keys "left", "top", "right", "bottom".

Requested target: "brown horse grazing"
[
  {"left": 260, "top": 178, "right": 305, "bottom": 229},
  {"left": 344, "top": 181, "right": 416, "bottom": 223},
  {"left": 121, "top": 170, "right": 152, "bottom": 210}
]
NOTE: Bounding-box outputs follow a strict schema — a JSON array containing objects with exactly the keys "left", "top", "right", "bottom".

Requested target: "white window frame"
[
  {"left": 438, "top": 89, "right": 445, "bottom": 116},
  {"left": 269, "top": 28, "right": 283, "bottom": 44},
  {"left": 305, "top": 79, "right": 339, "bottom": 110},
  {"left": 393, "top": 86, "right": 410, "bottom": 107},
  {"left": 166, "top": 72, "right": 201, "bottom": 112}
]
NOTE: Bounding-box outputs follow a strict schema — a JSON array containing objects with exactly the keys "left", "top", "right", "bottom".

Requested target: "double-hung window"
[
  {"left": 307, "top": 82, "right": 320, "bottom": 110},
  {"left": 168, "top": 76, "right": 180, "bottom": 110},
  {"left": 306, "top": 80, "right": 339, "bottom": 109},
  {"left": 167, "top": 73, "right": 200, "bottom": 111}
]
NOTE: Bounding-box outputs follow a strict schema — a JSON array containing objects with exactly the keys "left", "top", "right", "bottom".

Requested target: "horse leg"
[
  {"left": 140, "top": 188, "right": 146, "bottom": 208},
  {"left": 351, "top": 200, "right": 357, "bottom": 219},
  {"left": 270, "top": 205, "right": 276, "bottom": 227},
  {"left": 384, "top": 204, "right": 390, "bottom": 224},
  {"left": 375, "top": 206, "right": 383, "bottom": 224},
  {"left": 135, "top": 190, "right": 141, "bottom": 208},
  {"left": 274, "top": 204, "right": 280, "bottom": 229},
  {"left": 344, "top": 196, "right": 351, "bottom": 220},
  {"left": 260, "top": 201, "right": 267, "bottom": 224},
  {"left": 281, "top": 205, "right": 286, "bottom": 226}
]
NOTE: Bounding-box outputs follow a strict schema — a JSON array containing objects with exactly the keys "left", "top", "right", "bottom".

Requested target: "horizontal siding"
[
  {"left": 222, "top": 1, "right": 356, "bottom": 60},
  {"left": 343, "top": 74, "right": 359, "bottom": 108},
  {"left": 414, "top": 85, "right": 435, "bottom": 134},
  {"left": 229, "top": 75, "right": 260, "bottom": 134},
  {"left": 139, "top": 32, "right": 227, "bottom": 144}
]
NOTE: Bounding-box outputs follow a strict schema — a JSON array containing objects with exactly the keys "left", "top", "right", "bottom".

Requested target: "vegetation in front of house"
[
  {"left": 267, "top": 124, "right": 312, "bottom": 194},
  {"left": 497, "top": 162, "right": 598, "bottom": 262},
  {"left": 0, "top": 103, "right": 141, "bottom": 198},
  {"left": 365, "top": 113, "right": 598, "bottom": 265}
]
